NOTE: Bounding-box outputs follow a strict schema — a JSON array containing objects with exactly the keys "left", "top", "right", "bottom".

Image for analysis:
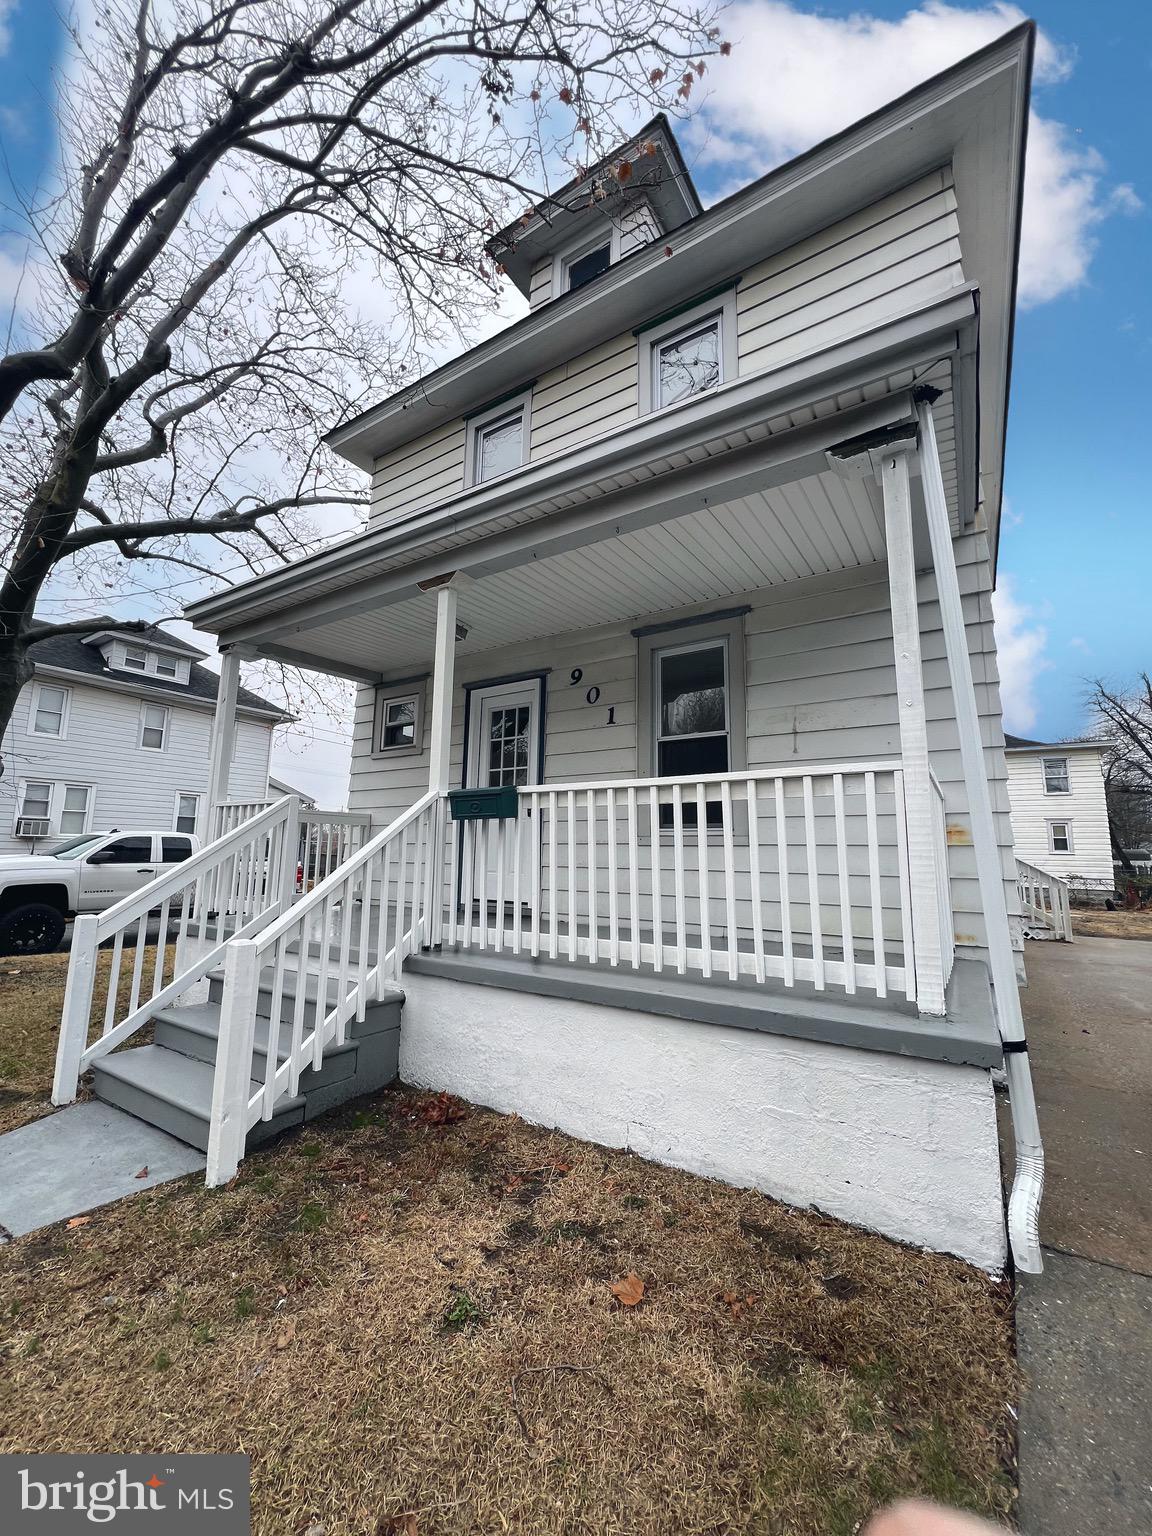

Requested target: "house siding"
[
  {"left": 367, "top": 170, "right": 965, "bottom": 532},
  {"left": 348, "top": 528, "right": 1013, "bottom": 959},
  {"left": 1006, "top": 747, "right": 1112, "bottom": 889},
  {"left": 0, "top": 679, "right": 273, "bottom": 854}
]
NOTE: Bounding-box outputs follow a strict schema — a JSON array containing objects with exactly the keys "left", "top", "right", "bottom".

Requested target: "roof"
[
  {"left": 1004, "top": 734, "right": 1105, "bottom": 752},
  {"left": 268, "top": 774, "right": 316, "bottom": 804},
  {"left": 28, "top": 625, "right": 290, "bottom": 719}
]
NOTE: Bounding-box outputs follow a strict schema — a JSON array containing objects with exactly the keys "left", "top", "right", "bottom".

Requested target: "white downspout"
[{"left": 916, "top": 391, "right": 1044, "bottom": 1273}]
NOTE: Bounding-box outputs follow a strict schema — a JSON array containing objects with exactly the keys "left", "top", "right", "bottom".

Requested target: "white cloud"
[
  {"left": 698, "top": 2, "right": 1141, "bottom": 306},
  {"left": 992, "top": 576, "right": 1049, "bottom": 733},
  {"left": 0, "top": 2, "right": 14, "bottom": 56}
]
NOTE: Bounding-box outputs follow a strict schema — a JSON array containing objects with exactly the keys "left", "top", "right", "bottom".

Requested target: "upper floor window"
[
  {"left": 566, "top": 240, "right": 611, "bottom": 291},
  {"left": 1042, "top": 757, "right": 1070, "bottom": 794},
  {"left": 155, "top": 654, "right": 179, "bottom": 678},
  {"left": 465, "top": 391, "right": 531, "bottom": 487},
  {"left": 123, "top": 645, "right": 148, "bottom": 671},
  {"left": 638, "top": 291, "right": 736, "bottom": 415},
  {"left": 554, "top": 223, "right": 619, "bottom": 297},
  {"left": 31, "top": 684, "right": 69, "bottom": 737},
  {"left": 140, "top": 702, "right": 169, "bottom": 750}
]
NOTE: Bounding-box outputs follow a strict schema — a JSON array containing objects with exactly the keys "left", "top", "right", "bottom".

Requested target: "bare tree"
[
  {"left": 0, "top": 0, "right": 722, "bottom": 752},
  {"left": 1087, "top": 674, "right": 1152, "bottom": 873}
]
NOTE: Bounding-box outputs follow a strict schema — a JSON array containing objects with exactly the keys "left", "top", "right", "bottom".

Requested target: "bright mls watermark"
[{"left": 1, "top": 1455, "right": 250, "bottom": 1532}]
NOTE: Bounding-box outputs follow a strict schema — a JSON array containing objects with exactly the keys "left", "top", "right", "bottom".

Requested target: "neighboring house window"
[
  {"left": 31, "top": 684, "right": 69, "bottom": 737},
  {"left": 140, "top": 702, "right": 169, "bottom": 750},
  {"left": 18, "top": 782, "right": 52, "bottom": 824},
  {"left": 174, "top": 792, "right": 200, "bottom": 834},
  {"left": 123, "top": 645, "right": 148, "bottom": 671},
  {"left": 465, "top": 392, "right": 531, "bottom": 486},
  {"left": 154, "top": 654, "right": 178, "bottom": 678},
  {"left": 59, "top": 784, "right": 91, "bottom": 835},
  {"left": 1042, "top": 756, "right": 1070, "bottom": 794},
  {"left": 1048, "top": 821, "right": 1073, "bottom": 854},
  {"left": 638, "top": 292, "right": 737, "bottom": 415}
]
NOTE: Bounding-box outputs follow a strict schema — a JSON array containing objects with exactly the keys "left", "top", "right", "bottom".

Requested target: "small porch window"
[
  {"left": 1048, "top": 820, "right": 1073, "bottom": 854},
  {"left": 465, "top": 391, "right": 531, "bottom": 486},
  {"left": 373, "top": 681, "right": 425, "bottom": 758},
  {"left": 1042, "top": 756, "right": 1070, "bottom": 794}
]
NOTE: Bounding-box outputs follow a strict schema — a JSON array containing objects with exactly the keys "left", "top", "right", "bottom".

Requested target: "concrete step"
[{"left": 91, "top": 1045, "right": 306, "bottom": 1153}]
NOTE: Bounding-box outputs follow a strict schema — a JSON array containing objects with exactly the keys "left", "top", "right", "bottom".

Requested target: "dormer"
[
  {"left": 488, "top": 116, "right": 702, "bottom": 310},
  {"left": 84, "top": 626, "right": 205, "bottom": 687}
]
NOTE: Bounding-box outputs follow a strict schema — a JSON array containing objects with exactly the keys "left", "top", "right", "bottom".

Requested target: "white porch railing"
[
  {"left": 1017, "top": 857, "right": 1074, "bottom": 942},
  {"left": 446, "top": 763, "right": 922, "bottom": 1002},
  {"left": 931, "top": 771, "right": 956, "bottom": 988},
  {"left": 205, "top": 791, "right": 439, "bottom": 1183},
  {"left": 52, "top": 796, "right": 301, "bottom": 1105},
  {"left": 213, "top": 801, "right": 373, "bottom": 891}
]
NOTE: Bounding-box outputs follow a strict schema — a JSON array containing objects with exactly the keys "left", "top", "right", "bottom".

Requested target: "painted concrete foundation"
[{"left": 399, "top": 973, "right": 1008, "bottom": 1272}]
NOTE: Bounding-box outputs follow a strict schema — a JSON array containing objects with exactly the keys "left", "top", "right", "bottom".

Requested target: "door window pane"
[
  {"left": 567, "top": 242, "right": 611, "bottom": 291},
  {"left": 476, "top": 411, "right": 522, "bottom": 483},
  {"left": 655, "top": 320, "right": 720, "bottom": 408},
  {"left": 99, "top": 836, "right": 153, "bottom": 864},
  {"left": 59, "top": 785, "right": 90, "bottom": 834},
  {"left": 486, "top": 705, "right": 531, "bottom": 787},
  {"left": 21, "top": 782, "right": 51, "bottom": 819},
  {"left": 141, "top": 704, "right": 168, "bottom": 749},
  {"left": 33, "top": 686, "right": 67, "bottom": 736},
  {"left": 175, "top": 794, "right": 199, "bottom": 834}
]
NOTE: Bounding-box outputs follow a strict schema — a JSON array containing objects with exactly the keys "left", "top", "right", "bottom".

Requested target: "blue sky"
[{"left": 1, "top": 0, "right": 1148, "bottom": 782}]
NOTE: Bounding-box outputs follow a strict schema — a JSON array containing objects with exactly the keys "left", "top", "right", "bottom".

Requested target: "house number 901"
[{"left": 570, "top": 668, "right": 615, "bottom": 724}]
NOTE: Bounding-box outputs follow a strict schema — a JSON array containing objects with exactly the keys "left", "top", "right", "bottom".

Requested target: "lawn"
[
  {"left": 1070, "top": 908, "right": 1152, "bottom": 941},
  {"left": 0, "top": 960, "right": 1018, "bottom": 1535}
]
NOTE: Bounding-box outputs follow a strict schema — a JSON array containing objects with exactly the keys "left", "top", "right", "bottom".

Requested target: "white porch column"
[
  {"left": 879, "top": 446, "right": 946, "bottom": 1016},
  {"left": 427, "top": 583, "right": 459, "bottom": 795},
  {"left": 205, "top": 646, "right": 244, "bottom": 836}
]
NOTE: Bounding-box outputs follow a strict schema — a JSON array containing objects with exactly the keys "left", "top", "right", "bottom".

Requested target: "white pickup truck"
[{"left": 0, "top": 830, "right": 201, "bottom": 954}]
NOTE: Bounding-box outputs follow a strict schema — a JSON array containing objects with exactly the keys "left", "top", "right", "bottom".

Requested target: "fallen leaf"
[
  {"left": 421, "top": 1092, "right": 467, "bottom": 1126},
  {"left": 376, "top": 1515, "right": 418, "bottom": 1535},
  {"left": 66, "top": 1216, "right": 92, "bottom": 1230},
  {"left": 275, "top": 1319, "right": 297, "bottom": 1349},
  {"left": 609, "top": 1272, "right": 645, "bottom": 1308},
  {"left": 134, "top": 1166, "right": 149, "bottom": 1180}
]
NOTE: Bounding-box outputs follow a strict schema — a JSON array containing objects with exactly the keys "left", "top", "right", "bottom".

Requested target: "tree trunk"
[{"left": 0, "top": 631, "right": 33, "bottom": 768}]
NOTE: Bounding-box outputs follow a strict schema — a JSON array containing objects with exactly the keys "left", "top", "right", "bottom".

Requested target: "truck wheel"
[{"left": 0, "top": 903, "right": 67, "bottom": 955}]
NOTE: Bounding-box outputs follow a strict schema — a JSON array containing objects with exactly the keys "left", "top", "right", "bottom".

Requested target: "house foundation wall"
[{"left": 398, "top": 971, "right": 1008, "bottom": 1273}]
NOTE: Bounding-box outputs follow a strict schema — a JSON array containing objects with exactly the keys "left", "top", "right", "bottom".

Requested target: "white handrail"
[
  {"left": 205, "top": 791, "right": 438, "bottom": 1184},
  {"left": 1017, "top": 856, "right": 1074, "bottom": 942}
]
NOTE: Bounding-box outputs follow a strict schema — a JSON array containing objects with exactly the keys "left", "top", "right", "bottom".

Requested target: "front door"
[{"left": 465, "top": 679, "right": 542, "bottom": 903}]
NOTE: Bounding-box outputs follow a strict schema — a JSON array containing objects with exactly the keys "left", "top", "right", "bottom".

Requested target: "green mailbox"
[{"left": 448, "top": 786, "right": 520, "bottom": 821}]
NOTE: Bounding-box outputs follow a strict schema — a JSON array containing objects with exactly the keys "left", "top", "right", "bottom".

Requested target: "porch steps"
[{"left": 90, "top": 960, "right": 404, "bottom": 1154}]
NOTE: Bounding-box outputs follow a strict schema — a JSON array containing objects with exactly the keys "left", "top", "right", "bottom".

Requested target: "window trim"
[
  {"left": 1042, "top": 756, "right": 1070, "bottom": 795},
  {"left": 30, "top": 682, "right": 71, "bottom": 739},
  {"left": 371, "top": 679, "right": 426, "bottom": 759},
  {"left": 139, "top": 701, "right": 170, "bottom": 751},
  {"left": 173, "top": 791, "right": 201, "bottom": 835},
  {"left": 637, "top": 290, "right": 737, "bottom": 416},
  {"left": 1047, "top": 819, "right": 1074, "bottom": 854},
  {"left": 552, "top": 220, "right": 620, "bottom": 297},
  {"left": 463, "top": 389, "right": 532, "bottom": 487}
]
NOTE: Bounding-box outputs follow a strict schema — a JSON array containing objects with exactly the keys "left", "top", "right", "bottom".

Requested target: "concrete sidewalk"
[{"left": 1005, "top": 937, "right": 1152, "bottom": 1536}]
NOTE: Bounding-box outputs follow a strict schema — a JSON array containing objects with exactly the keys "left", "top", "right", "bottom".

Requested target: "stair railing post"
[
  {"left": 52, "top": 914, "right": 99, "bottom": 1105},
  {"left": 277, "top": 796, "right": 302, "bottom": 912},
  {"left": 205, "top": 938, "right": 260, "bottom": 1186}
]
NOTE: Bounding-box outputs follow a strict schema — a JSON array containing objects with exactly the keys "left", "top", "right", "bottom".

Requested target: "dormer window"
[
  {"left": 565, "top": 238, "right": 612, "bottom": 292},
  {"left": 155, "top": 654, "right": 178, "bottom": 678},
  {"left": 555, "top": 224, "right": 619, "bottom": 297},
  {"left": 124, "top": 646, "right": 148, "bottom": 671}
]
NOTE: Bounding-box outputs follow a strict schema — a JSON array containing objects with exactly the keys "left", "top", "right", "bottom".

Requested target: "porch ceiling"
[{"left": 270, "top": 468, "right": 887, "bottom": 676}]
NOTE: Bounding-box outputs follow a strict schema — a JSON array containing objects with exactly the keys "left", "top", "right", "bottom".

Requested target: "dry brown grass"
[
  {"left": 0, "top": 948, "right": 158, "bottom": 1134},
  {"left": 0, "top": 1089, "right": 1018, "bottom": 1535},
  {"left": 1071, "top": 908, "right": 1152, "bottom": 941}
]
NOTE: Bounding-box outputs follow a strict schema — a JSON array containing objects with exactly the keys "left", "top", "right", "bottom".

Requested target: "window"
[
  {"left": 374, "top": 686, "right": 423, "bottom": 756},
  {"left": 465, "top": 391, "right": 531, "bottom": 487},
  {"left": 19, "top": 782, "right": 52, "bottom": 821},
  {"left": 154, "top": 654, "right": 178, "bottom": 678},
  {"left": 99, "top": 836, "right": 153, "bottom": 864},
  {"left": 553, "top": 222, "right": 619, "bottom": 297},
  {"left": 1043, "top": 756, "right": 1070, "bottom": 794},
  {"left": 174, "top": 792, "right": 200, "bottom": 835},
  {"left": 162, "top": 836, "right": 194, "bottom": 863},
  {"left": 485, "top": 704, "right": 532, "bottom": 787},
  {"left": 31, "top": 684, "right": 69, "bottom": 737},
  {"left": 566, "top": 240, "right": 611, "bottom": 291},
  {"left": 1048, "top": 821, "right": 1073, "bottom": 854},
  {"left": 59, "top": 784, "right": 91, "bottom": 835},
  {"left": 637, "top": 291, "right": 736, "bottom": 415},
  {"left": 123, "top": 646, "right": 148, "bottom": 671},
  {"left": 140, "top": 702, "right": 169, "bottom": 750}
]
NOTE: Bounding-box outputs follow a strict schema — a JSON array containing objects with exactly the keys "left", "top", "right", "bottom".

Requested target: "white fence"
[{"left": 1017, "top": 857, "right": 1074, "bottom": 942}]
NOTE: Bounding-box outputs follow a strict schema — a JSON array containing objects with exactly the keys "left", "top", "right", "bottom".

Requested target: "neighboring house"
[
  {"left": 0, "top": 625, "right": 289, "bottom": 853},
  {"left": 59, "top": 30, "right": 1047, "bottom": 1278},
  {"left": 268, "top": 775, "right": 317, "bottom": 810},
  {"left": 1005, "top": 735, "right": 1113, "bottom": 896}
]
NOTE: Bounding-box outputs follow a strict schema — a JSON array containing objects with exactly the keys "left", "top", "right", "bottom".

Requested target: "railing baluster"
[
  {"left": 606, "top": 787, "right": 619, "bottom": 966},
  {"left": 313, "top": 894, "right": 333, "bottom": 1068},
  {"left": 494, "top": 817, "right": 507, "bottom": 954},
  {"left": 672, "top": 784, "right": 687, "bottom": 975},
  {"left": 775, "top": 777, "right": 794, "bottom": 988},
  {"left": 151, "top": 898, "right": 171, "bottom": 999},
  {"left": 567, "top": 789, "right": 578, "bottom": 963},
  {"left": 529, "top": 793, "right": 542, "bottom": 959},
  {"left": 832, "top": 772, "right": 855, "bottom": 995},
  {"left": 265, "top": 935, "right": 288, "bottom": 1119},
  {"left": 103, "top": 932, "right": 124, "bottom": 1034},
  {"left": 892, "top": 769, "right": 914, "bottom": 1002},
  {"left": 548, "top": 792, "right": 559, "bottom": 961},
  {"left": 696, "top": 782, "right": 711, "bottom": 979},
  {"left": 335, "top": 877, "right": 355, "bottom": 1045},
  {"left": 510, "top": 798, "right": 522, "bottom": 955},
  {"left": 803, "top": 775, "right": 824, "bottom": 990},
  {"left": 865, "top": 772, "right": 887, "bottom": 999},
  {"left": 476, "top": 819, "right": 489, "bottom": 951},
  {"left": 626, "top": 787, "right": 639, "bottom": 969},
  {"left": 128, "top": 915, "right": 148, "bottom": 1016},
  {"left": 721, "top": 780, "right": 738, "bottom": 981},
  {"left": 649, "top": 786, "right": 663, "bottom": 973}
]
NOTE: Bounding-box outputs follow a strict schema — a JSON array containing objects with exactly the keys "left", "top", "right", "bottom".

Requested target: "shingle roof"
[
  {"left": 1004, "top": 733, "right": 1043, "bottom": 749},
  {"left": 27, "top": 624, "right": 290, "bottom": 718}
]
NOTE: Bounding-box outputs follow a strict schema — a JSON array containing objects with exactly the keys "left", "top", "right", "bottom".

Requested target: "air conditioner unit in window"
[{"left": 15, "top": 817, "right": 52, "bottom": 839}]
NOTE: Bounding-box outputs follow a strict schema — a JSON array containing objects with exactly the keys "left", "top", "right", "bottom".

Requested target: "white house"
[
  {"left": 1005, "top": 734, "right": 1113, "bottom": 896},
  {"left": 1, "top": 624, "right": 289, "bottom": 853},
  {"left": 54, "top": 27, "right": 1047, "bottom": 1279}
]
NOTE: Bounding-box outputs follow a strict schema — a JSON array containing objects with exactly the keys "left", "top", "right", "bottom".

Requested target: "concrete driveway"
[{"left": 1005, "top": 936, "right": 1152, "bottom": 1536}]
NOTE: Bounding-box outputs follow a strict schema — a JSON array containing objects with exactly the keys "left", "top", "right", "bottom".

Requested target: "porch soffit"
[{"left": 251, "top": 466, "right": 889, "bottom": 676}]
